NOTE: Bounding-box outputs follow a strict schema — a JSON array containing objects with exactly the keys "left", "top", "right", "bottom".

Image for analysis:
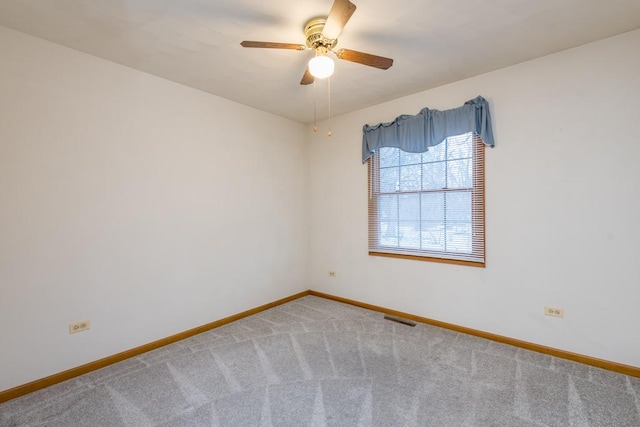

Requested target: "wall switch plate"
[
  {"left": 69, "top": 320, "right": 91, "bottom": 334},
  {"left": 544, "top": 307, "right": 564, "bottom": 318}
]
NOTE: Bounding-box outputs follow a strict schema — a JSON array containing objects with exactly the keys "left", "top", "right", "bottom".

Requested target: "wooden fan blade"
[
  {"left": 300, "top": 67, "right": 315, "bottom": 85},
  {"left": 335, "top": 48, "right": 393, "bottom": 69},
  {"left": 240, "top": 41, "right": 306, "bottom": 50},
  {"left": 321, "top": 0, "right": 357, "bottom": 40}
]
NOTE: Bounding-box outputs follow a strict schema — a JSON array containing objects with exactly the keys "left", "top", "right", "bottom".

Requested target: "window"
[{"left": 368, "top": 132, "right": 485, "bottom": 266}]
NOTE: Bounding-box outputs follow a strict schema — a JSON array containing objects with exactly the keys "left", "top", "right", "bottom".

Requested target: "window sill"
[{"left": 368, "top": 251, "right": 485, "bottom": 268}]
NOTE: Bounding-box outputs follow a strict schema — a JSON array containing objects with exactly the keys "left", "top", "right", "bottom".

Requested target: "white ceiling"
[{"left": 1, "top": 0, "right": 639, "bottom": 124}]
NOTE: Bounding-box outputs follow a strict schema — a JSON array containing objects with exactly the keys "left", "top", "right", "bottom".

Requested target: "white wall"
[
  {"left": 309, "top": 29, "right": 640, "bottom": 368},
  {"left": 2, "top": 24, "right": 639, "bottom": 394},
  {"left": 0, "top": 26, "right": 309, "bottom": 391}
]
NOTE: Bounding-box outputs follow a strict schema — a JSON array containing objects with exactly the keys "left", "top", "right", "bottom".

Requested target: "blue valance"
[{"left": 362, "top": 96, "right": 495, "bottom": 163}]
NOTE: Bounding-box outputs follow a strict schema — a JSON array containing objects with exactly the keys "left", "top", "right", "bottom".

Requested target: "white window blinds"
[{"left": 368, "top": 132, "right": 485, "bottom": 266}]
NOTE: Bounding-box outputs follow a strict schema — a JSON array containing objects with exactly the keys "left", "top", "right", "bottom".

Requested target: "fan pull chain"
[
  {"left": 313, "top": 79, "right": 318, "bottom": 132},
  {"left": 327, "top": 77, "right": 332, "bottom": 137}
]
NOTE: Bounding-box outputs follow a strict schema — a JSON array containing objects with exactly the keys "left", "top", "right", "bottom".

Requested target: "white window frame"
[{"left": 367, "top": 132, "right": 486, "bottom": 267}]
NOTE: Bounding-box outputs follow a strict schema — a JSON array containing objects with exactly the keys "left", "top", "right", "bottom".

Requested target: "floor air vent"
[{"left": 383, "top": 314, "right": 416, "bottom": 327}]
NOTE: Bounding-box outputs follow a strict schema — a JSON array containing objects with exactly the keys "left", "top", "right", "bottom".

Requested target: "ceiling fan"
[{"left": 240, "top": 0, "right": 393, "bottom": 85}]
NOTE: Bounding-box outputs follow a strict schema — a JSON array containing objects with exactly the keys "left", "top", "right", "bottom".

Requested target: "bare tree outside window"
[{"left": 368, "top": 132, "right": 485, "bottom": 266}]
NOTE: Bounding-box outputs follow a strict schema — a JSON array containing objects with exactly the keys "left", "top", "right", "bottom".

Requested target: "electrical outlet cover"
[{"left": 69, "top": 320, "right": 91, "bottom": 334}]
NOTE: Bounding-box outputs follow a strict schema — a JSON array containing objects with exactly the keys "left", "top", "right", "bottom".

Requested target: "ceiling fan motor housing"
[{"left": 304, "top": 17, "right": 337, "bottom": 51}]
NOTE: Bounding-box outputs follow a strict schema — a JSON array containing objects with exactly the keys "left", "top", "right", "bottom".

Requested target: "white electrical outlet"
[
  {"left": 544, "top": 307, "right": 564, "bottom": 318},
  {"left": 69, "top": 320, "right": 91, "bottom": 334},
  {"left": 328, "top": 271, "right": 336, "bottom": 277}
]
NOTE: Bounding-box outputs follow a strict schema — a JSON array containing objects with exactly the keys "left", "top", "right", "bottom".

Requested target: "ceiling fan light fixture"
[{"left": 308, "top": 54, "right": 334, "bottom": 79}]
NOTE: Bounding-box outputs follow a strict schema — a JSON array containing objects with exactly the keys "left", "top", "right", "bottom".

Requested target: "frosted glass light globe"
[{"left": 308, "top": 55, "right": 335, "bottom": 79}]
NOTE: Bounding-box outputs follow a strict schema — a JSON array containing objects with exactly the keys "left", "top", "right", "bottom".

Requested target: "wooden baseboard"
[
  {"left": 0, "top": 290, "right": 310, "bottom": 404},
  {"left": 309, "top": 290, "right": 640, "bottom": 378},
  {"left": 3, "top": 288, "right": 638, "bottom": 404}
]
